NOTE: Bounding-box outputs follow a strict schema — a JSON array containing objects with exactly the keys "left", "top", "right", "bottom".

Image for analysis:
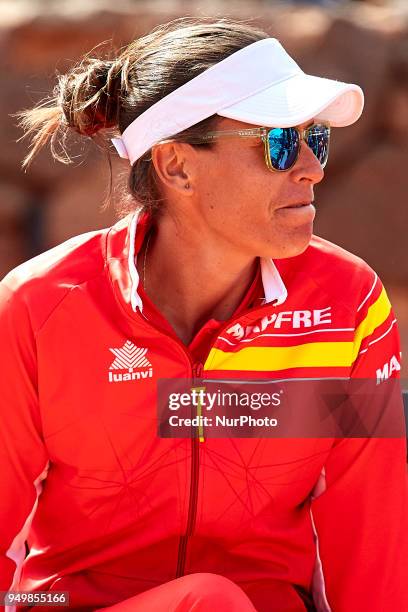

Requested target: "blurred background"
[{"left": 0, "top": 0, "right": 407, "bottom": 380}]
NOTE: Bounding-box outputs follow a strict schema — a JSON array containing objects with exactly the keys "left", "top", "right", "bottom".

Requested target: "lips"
[{"left": 280, "top": 202, "right": 313, "bottom": 209}]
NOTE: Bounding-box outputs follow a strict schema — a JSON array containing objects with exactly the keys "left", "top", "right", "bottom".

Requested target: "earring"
[{"left": 185, "top": 182, "right": 190, "bottom": 190}]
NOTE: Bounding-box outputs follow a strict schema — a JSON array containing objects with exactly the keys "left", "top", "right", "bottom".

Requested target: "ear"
[{"left": 151, "top": 142, "right": 195, "bottom": 196}]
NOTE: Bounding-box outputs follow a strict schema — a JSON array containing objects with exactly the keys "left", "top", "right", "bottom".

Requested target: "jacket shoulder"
[
  {"left": 0, "top": 227, "right": 109, "bottom": 332},
  {"left": 277, "top": 235, "right": 380, "bottom": 316},
  {"left": 309, "top": 235, "right": 375, "bottom": 277}
]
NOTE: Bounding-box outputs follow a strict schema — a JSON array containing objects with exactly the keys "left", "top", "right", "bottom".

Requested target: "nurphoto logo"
[{"left": 108, "top": 340, "right": 153, "bottom": 383}]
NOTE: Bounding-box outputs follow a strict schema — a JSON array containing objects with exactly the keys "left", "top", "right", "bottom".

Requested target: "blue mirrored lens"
[
  {"left": 307, "top": 124, "right": 330, "bottom": 167},
  {"left": 267, "top": 128, "right": 299, "bottom": 171},
  {"left": 267, "top": 125, "right": 330, "bottom": 171}
]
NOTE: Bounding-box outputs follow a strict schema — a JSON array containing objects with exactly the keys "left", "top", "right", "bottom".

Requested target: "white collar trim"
[
  {"left": 128, "top": 211, "right": 143, "bottom": 312},
  {"left": 260, "top": 258, "right": 287, "bottom": 306}
]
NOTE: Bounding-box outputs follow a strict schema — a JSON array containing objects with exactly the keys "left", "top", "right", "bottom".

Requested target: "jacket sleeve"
[
  {"left": 310, "top": 278, "right": 408, "bottom": 612},
  {"left": 0, "top": 279, "right": 49, "bottom": 598}
]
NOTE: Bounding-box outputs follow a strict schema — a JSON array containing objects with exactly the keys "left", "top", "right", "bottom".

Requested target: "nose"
[{"left": 291, "top": 140, "right": 325, "bottom": 185}]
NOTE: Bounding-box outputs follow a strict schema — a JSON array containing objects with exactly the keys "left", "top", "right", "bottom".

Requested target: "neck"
[{"left": 138, "top": 215, "right": 259, "bottom": 345}]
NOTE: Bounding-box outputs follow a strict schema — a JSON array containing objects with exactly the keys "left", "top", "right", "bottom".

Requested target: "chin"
[
  {"left": 287, "top": 236, "right": 312, "bottom": 257},
  {"left": 263, "top": 228, "right": 313, "bottom": 259}
]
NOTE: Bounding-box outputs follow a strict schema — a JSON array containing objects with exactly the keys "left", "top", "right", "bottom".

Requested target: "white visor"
[{"left": 112, "top": 38, "right": 364, "bottom": 165}]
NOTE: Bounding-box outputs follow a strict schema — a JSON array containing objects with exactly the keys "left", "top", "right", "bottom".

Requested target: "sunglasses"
[{"left": 160, "top": 123, "right": 330, "bottom": 172}]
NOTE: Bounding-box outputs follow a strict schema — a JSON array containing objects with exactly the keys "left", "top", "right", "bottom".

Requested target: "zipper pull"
[
  {"left": 191, "top": 362, "right": 205, "bottom": 442},
  {"left": 192, "top": 362, "right": 203, "bottom": 380}
]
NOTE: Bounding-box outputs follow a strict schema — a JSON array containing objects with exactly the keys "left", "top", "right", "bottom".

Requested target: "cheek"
[{"left": 199, "top": 148, "right": 279, "bottom": 213}]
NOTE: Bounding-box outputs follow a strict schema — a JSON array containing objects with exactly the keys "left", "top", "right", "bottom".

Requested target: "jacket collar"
[{"left": 107, "top": 210, "right": 287, "bottom": 315}]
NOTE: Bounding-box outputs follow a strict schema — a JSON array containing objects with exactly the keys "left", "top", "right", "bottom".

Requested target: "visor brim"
[{"left": 217, "top": 72, "right": 364, "bottom": 128}]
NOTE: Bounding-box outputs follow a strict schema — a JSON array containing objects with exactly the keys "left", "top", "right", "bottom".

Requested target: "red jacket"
[{"left": 0, "top": 212, "right": 407, "bottom": 611}]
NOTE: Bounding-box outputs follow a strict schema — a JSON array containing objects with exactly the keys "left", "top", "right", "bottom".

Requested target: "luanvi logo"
[{"left": 108, "top": 340, "right": 153, "bottom": 383}]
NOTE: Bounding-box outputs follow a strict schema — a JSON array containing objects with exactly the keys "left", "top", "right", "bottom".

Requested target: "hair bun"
[{"left": 58, "top": 57, "right": 123, "bottom": 136}]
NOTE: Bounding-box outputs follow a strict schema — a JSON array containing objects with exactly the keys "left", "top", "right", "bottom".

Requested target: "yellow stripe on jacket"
[
  {"left": 205, "top": 341, "right": 353, "bottom": 372},
  {"left": 351, "top": 287, "right": 391, "bottom": 362}
]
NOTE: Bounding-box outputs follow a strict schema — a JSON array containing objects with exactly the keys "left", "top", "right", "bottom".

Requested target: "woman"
[{"left": 1, "top": 17, "right": 407, "bottom": 612}]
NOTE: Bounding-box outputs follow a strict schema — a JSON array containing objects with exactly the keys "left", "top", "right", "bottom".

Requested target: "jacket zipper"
[
  {"left": 176, "top": 361, "right": 203, "bottom": 578},
  {"left": 133, "top": 304, "right": 275, "bottom": 579},
  {"left": 173, "top": 306, "right": 274, "bottom": 577}
]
